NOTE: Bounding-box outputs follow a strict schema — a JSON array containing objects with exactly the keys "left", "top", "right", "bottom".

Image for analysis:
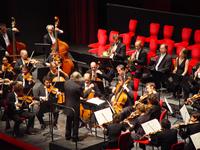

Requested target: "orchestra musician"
[
  {"left": 0, "top": 23, "right": 18, "bottom": 56},
  {"left": 46, "top": 61, "right": 69, "bottom": 81},
  {"left": 104, "top": 34, "right": 126, "bottom": 62},
  {"left": 64, "top": 71, "right": 83, "bottom": 142},
  {"left": 16, "top": 65, "right": 35, "bottom": 95},
  {"left": 129, "top": 40, "right": 147, "bottom": 78},
  {"left": 167, "top": 48, "right": 189, "bottom": 99},
  {"left": 110, "top": 65, "right": 134, "bottom": 114},
  {"left": 147, "top": 44, "right": 172, "bottom": 89},
  {"left": 185, "top": 92, "right": 200, "bottom": 110},
  {"left": 6, "top": 82, "right": 35, "bottom": 137},
  {"left": 179, "top": 112, "right": 200, "bottom": 150},
  {"left": 14, "top": 49, "right": 38, "bottom": 73},
  {"left": 0, "top": 56, "right": 15, "bottom": 79},
  {"left": 182, "top": 63, "right": 200, "bottom": 101},
  {"left": 150, "top": 119, "right": 178, "bottom": 150},
  {"left": 34, "top": 77, "right": 60, "bottom": 130}
]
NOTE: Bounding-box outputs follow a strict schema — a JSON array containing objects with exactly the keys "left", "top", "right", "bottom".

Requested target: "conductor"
[{"left": 64, "top": 71, "right": 83, "bottom": 141}]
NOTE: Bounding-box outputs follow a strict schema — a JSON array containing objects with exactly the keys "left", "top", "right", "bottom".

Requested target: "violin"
[
  {"left": 2, "top": 63, "right": 14, "bottom": 72},
  {"left": 47, "top": 86, "right": 60, "bottom": 95},
  {"left": 18, "top": 95, "right": 34, "bottom": 104},
  {"left": 23, "top": 72, "right": 33, "bottom": 82}
]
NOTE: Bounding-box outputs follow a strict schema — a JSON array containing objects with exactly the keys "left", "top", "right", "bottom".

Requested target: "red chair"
[
  {"left": 134, "top": 139, "right": 152, "bottom": 150},
  {"left": 145, "top": 23, "right": 160, "bottom": 43},
  {"left": 175, "top": 27, "right": 192, "bottom": 55},
  {"left": 88, "top": 34, "right": 107, "bottom": 56},
  {"left": 188, "top": 58, "right": 199, "bottom": 75},
  {"left": 120, "top": 19, "right": 138, "bottom": 38},
  {"left": 170, "top": 142, "right": 184, "bottom": 150},
  {"left": 133, "top": 78, "right": 140, "bottom": 91},
  {"left": 88, "top": 29, "right": 107, "bottom": 48},
  {"left": 147, "top": 39, "right": 158, "bottom": 64},
  {"left": 159, "top": 108, "right": 168, "bottom": 122},
  {"left": 187, "top": 29, "right": 200, "bottom": 50},
  {"left": 122, "top": 33, "right": 132, "bottom": 52},
  {"left": 106, "top": 132, "right": 131, "bottom": 150}
]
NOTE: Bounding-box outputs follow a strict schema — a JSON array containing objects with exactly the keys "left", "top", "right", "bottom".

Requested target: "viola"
[{"left": 18, "top": 95, "right": 33, "bottom": 104}]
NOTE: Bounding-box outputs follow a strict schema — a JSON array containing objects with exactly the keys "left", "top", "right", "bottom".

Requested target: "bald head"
[
  {"left": 90, "top": 62, "right": 97, "bottom": 71},
  {"left": 135, "top": 40, "right": 143, "bottom": 51},
  {"left": 20, "top": 49, "right": 28, "bottom": 59}
]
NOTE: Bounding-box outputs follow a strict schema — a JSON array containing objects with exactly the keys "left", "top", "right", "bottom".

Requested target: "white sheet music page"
[
  {"left": 94, "top": 107, "right": 113, "bottom": 125},
  {"left": 164, "top": 97, "right": 173, "bottom": 114},
  {"left": 190, "top": 132, "right": 200, "bottom": 149},
  {"left": 180, "top": 105, "right": 190, "bottom": 123},
  {"left": 87, "top": 97, "right": 105, "bottom": 106},
  {"left": 141, "top": 119, "right": 161, "bottom": 135}
]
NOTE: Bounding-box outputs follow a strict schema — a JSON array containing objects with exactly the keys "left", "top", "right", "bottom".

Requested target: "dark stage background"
[{"left": 1, "top": 0, "right": 200, "bottom": 53}]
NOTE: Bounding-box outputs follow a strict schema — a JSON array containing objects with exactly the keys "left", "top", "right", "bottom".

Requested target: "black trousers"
[{"left": 36, "top": 101, "right": 59, "bottom": 125}]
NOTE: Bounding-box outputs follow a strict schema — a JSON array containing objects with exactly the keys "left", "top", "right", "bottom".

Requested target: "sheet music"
[
  {"left": 180, "top": 105, "right": 190, "bottom": 123},
  {"left": 94, "top": 107, "right": 113, "bottom": 125},
  {"left": 141, "top": 119, "right": 161, "bottom": 135},
  {"left": 190, "top": 132, "right": 200, "bottom": 149},
  {"left": 164, "top": 97, "right": 173, "bottom": 114},
  {"left": 87, "top": 97, "right": 105, "bottom": 106}
]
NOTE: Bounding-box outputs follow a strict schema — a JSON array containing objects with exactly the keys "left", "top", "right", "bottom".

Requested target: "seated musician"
[
  {"left": 102, "top": 114, "right": 129, "bottom": 149},
  {"left": 34, "top": 76, "right": 60, "bottom": 130},
  {"left": 167, "top": 48, "right": 189, "bottom": 99},
  {"left": 147, "top": 44, "right": 172, "bottom": 89},
  {"left": 105, "top": 34, "right": 126, "bottom": 62},
  {"left": 150, "top": 119, "right": 178, "bottom": 150},
  {"left": 16, "top": 65, "right": 35, "bottom": 95},
  {"left": 6, "top": 82, "right": 35, "bottom": 137},
  {"left": 0, "top": 56, "right": 15, "bottom": 79},
  {"left": 129, "top": 40, "right": 147, "bottom": 78},
  {"left": 182, "top": 63, "right": 200, "bottom": 101},
  {"left": 81, "top": 72, "right": 102, "bottom": 99},
  {"left": 111, "top": 66, "right": 134, "bottom": 114},
  {"left": 179, "top": 112, "right": 200, "bottom": 150},
  {"left": 119, "top": 82, "right": 158, "bottom": 121},
  {"left": 47, "top": 62, "right": 68, "bottom": 81},
  {"left": 185, "top": 91, "right": 200, "bottom": 111},
  {"left": 14, "top": 49, "right": 37, "bottom": 73}
]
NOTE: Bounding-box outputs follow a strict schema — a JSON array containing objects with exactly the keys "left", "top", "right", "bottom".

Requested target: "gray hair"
[{"left": 70, "top": 71, "right": 83, "bottom": 82}]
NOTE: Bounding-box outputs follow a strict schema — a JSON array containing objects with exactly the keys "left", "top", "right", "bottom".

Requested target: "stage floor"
[{"left": 0, "top": 45, "right": 194, "bottom": 150}]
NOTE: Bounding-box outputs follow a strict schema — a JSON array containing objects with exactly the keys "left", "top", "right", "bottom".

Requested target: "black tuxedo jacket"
[
  {"left": 133, "top": 48, "right": 147, "bottom": 66},
  {"left": 154, "top": 54, "right": 172, "bottom": 74},
  {"left": 150, "top": 129, "right": 177, "bottom": 150},
  {"left": 113, "top": 42, "right": 126, "bottom": 62},
  {"left": 43, "top": 33, "right": 53, "bottom": 45},
  {"left": 0, "top": 29, "right": 12, "bottom": 50}
]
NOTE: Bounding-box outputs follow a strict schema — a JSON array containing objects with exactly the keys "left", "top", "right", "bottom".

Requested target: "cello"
[
  {"left": 51, "top": 16, "right": 74, "bottom": 75},
  {"left": 7, "top": 17, "right": 26, "bottom": 60}
]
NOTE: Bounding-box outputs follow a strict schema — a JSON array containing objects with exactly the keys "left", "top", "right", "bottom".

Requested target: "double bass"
[
  {"left": 7, "top": 17, "right": 26, "bottom": 60},
  {"left": 51, "top": 16, "right": 74, "bottom": 75}
]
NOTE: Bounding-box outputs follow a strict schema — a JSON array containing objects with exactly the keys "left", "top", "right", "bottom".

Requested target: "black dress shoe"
[
  {"left": 65, "top": 136, "right": 71, "bottom": 140},
  {"left": 41, "top": 124, "right": 46, "bottom": 130}
]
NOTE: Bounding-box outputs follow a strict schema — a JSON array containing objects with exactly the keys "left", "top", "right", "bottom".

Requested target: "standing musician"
[
  {"left": 104, "top": 34, "right": 126, "bottom": 62},
  {"left": 6, "top": 82, "right": 35, "bottom": 137},
  {"left": 64, "top": 71, "right": 83, "bottom": 141},
  {"left": 110, "top": 64, "right": 134, "bottom": 114},
  {"left": 16, "top": 65, "right": 35, "bottom": 95},
  {"left": 0, "top": 23, "right": 20, "bottom": 56},
  {"left": 34, "top": 77, "right": 60, "bottom": 130},
  {"left": 178, "top": 112, "right": 200, "bottom": 150},
  {"left": 129, "top": 40, "right": 147, "bottom": 78}
]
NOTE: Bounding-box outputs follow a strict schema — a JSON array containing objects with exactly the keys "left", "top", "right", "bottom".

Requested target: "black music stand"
[
  {"left": 52, "top": 81, "right": 65, "bottom": 92},
  {"left": 37, "top": 66, "right": 50, "bottom": 83},
  {"left": 34, "top": 43, "right": 51, "bottom": 60}
]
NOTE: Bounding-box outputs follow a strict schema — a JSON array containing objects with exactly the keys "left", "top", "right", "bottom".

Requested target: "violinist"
[
  {"left": 34, "top": 77, "right": 60, "bottom": 130},
  {"left": 16, "top": 65, "right": 35, "bottom": 95},
  {"left": 179, "top": 112, "right": 200, "bottom": 150},
  {"left": 185, "top": 92, "right": 200, "bottom": 110},
  {"left": 150, "top": 119, "right": 178, "bottom": 150},
  {"left": 6, "top": 82, "right": 35, "bottom": 137},
  {"left": 14, "top": 49, "right": 37, "bottom": 73}
]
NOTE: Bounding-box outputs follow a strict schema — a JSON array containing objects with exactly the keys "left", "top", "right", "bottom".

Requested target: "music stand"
[
  {"left": 34, "top": 43, "right": 51, "bottom": 60},
  {"left": 52, "top": 81, "right": 65, "bottom": 92},
  {"left": 37, "top": 66, "right": 50, "bottom": 83}
]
